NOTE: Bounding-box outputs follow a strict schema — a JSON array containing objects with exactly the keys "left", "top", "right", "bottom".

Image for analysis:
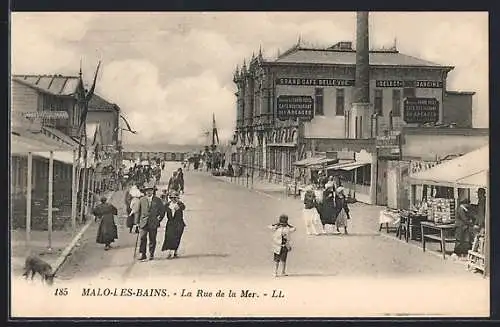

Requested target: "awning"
[
  {"left": 409, "top": 146, "right": 488, "bottom": 188},
  {"left": 33, "top": 151, "right": 74, "bottom": 164},
  {"left": 293, "top": 156, "right": 337, "bottom": 167},
  {"left": 326, "top": 160, "right": 370, "bottom": 171}
]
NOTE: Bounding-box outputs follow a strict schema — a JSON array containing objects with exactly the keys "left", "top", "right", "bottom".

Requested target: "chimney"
[
  {"left": 347, "top": 11, "right": 371, "bottom": 140},
  {"left": 354, "top": 11, "right": 370, "bottom": 103}
]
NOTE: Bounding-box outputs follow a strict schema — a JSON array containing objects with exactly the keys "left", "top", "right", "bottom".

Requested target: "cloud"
[
  {"left": 11, "top": 12, "right": 489, "bottom": 146},
  {"left": 11, "top": 13, "right": 94, "bottom": 74},
  {"left": 99, "top": 60, "right": 234, "bottom": 145}
]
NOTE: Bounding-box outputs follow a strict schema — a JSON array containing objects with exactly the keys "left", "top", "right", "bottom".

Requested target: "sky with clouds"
[{"left": 11, "top": 12, "right": 488, "bottom": 145}]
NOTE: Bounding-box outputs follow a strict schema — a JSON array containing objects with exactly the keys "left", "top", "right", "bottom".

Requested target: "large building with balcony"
[{"left": 232, "top": 41, "right": 483, "bottom": 205}]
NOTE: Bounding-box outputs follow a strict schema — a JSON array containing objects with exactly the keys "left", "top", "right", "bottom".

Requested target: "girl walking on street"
[{"left": 268, "top": 214, "right": 296, "bottom": 277}]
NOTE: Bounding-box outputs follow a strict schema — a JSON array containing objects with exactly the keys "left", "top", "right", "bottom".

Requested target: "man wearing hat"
[{"left": 135, "top": 181, "right": 166, "bottom": 261}]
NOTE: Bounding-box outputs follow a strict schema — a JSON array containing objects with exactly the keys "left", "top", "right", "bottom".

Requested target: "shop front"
[{"left": 394, "top": 146, "right": 488, "bottom": 273}]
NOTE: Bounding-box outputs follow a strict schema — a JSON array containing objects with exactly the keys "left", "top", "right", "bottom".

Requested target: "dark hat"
[
  {"left": 143, "top": 181, "right": 156, "bottom": 191},
  {"left": 100, "top": 196, "right": 108, "bottom": 203}
]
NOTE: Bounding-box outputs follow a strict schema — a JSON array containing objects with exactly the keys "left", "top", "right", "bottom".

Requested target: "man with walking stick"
[{"left": 134, "top": 181, "right": 165, "bottom": 261}]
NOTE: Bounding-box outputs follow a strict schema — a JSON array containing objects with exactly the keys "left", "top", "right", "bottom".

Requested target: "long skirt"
[
  {"left": 126, "top": 214, "right": 135, "bottom": 229},
  {"left": 162, "top": 223, "right": 185, "bottom": 251},
  {"left": 96, "top": 216, "right": 118, "bottom": 245},
  {"left": 335, "top": 209, "right": 348, "bottom": 230},
  {"left": 303, "top": 208, "right": 324, "bottom": 235}
]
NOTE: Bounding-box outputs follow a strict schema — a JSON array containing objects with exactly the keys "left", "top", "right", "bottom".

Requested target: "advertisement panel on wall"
[
  {"left": 403, "top": 98, "right": 439, "bottom": 124},
  {"left": 277, "top": 96, "right": 314, "bottom": 121},
  {"left": 376, "top": 131, "right": 402, "bottom": 160}
]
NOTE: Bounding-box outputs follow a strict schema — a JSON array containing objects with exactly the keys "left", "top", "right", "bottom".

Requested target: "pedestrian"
[
  {"left": 134, "top": 181, "right": 166, "bottom": 261},
  {"left": 127, "top": 185, "right": 143, "bottom": 233},
  {"left": 177, "top": 168, "right": 185, "bottom": 194},
  {"left": 303, "top": 186, "right": 324, "bottom": 235},
  {"left": 168, "top": 171, "right": 181, "bottom": 193},
  {"left": 161, "top": 191, "right": 187, "bottom": 259},
  {"left": 321, "top": 181, "right": 337, "bottom": 234},
  {"left": 93, "top": 196, "right": 118, "bottom": 251},
  {"left": 268, "top": 214, "right": 296, "bottom": 277},
  {"left": 453, "top": 199, "right": 474, "bottom": 257},
  {"left": 334, "top": 181, "right": 349, "bottom": 235}
]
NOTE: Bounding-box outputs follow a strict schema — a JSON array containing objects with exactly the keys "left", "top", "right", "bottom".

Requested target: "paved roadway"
[
  {"left": 12, "top": 162, "right": 488, "bottom": 317},
  {"left": 57, "top": 162, "right": 485, "bottom": 281}
]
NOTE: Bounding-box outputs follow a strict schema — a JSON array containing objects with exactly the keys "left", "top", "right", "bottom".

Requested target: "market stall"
[{"left": 408, "top": 146, "right": 488, "bottom": 274}]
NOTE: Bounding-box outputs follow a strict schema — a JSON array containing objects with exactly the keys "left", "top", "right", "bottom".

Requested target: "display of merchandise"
[{"left": 427, "top": 198, "right": 456, "bottom": 224}]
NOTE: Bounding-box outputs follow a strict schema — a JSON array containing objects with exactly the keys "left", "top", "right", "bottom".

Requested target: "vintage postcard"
[{"left": 9, "top": 11, "right": 489, "bottom": 318}]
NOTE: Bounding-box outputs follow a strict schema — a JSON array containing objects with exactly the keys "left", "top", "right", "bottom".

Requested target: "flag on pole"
[
  {"left": 120, "top": 115, "right": 137, "bottom": 134},
  {"left": 212, "top": 113, "right": 219, "bottom": 145},
  {"left": 78, "top": 61, "right": 101, "bottom": 133}
]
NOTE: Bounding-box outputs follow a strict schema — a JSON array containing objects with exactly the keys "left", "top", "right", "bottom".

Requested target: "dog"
[{"left": 22, "top": 255, "right": 55, "bottom": 285}]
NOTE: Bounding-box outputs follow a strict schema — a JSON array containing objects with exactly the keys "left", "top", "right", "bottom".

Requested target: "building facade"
[{"left": 232, "top": 41, "right": 479, "bottom": 204}]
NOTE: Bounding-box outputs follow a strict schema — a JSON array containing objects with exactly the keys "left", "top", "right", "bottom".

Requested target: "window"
[
  {"left": 336, "top": 88, "right": 345, "bottom": 116},
  {"left": 403, "top": 87, "right": 416, "bottom": 98},
  {"left": 355, "top": 165, "right": 372, "bottom": 186},
  {"left": 314, "top": 88, "right": 324, "bottom": 116},
  {"left": 374, "top": 89, "right": 383, "bottom": 116},
  {"left": 392, "top": 89, "right": 401, "bottom": 117}
]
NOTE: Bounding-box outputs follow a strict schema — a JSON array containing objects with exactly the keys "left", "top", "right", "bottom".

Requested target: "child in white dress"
[{"left": 268, "top": 214, "right": 296, "bottom": 277}]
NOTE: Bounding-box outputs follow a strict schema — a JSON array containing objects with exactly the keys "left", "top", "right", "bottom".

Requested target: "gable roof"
[
  {"left": 274, "top": 47, "right": 453, "bottom": 69},
  {"left": 12, "top": 74, "right": 81, "bottom": 96},
  {"left": 89, "top": 93, "right": 117, "bottom": 112}
]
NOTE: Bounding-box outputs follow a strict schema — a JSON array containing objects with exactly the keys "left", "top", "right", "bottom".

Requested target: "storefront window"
[
  {"left": 336, "top": 88, "right": 345, "bottom": 116},
  {"left": 355, "top": 165, "right": 371, "bottom": 186},
  {"left": 392, "top": 89, "right": 401, "bottom": 117},
  {"left": 315, "top": 88, "right": 324, "bottom": 116},
  {"left": 374, "top": 89, "right": 383, "bottom": 116}
]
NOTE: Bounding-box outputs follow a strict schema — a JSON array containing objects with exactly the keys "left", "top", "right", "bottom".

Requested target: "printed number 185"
[{"left": 54, "top": 288, "right": 68, "bottom": 296}]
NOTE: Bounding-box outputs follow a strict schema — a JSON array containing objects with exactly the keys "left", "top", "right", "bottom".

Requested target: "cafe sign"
[
  {"left": 277, "top": 96, "right": 314, "bottom": 121},
  {"left": 375, "top": 80, "right": 443, "bottom": 88},
  {"left": 403, "top": 98, "right": 439, "bottom": 124},
  {"left": 276, "top": 78, "right": 355, "bottom": 87}
]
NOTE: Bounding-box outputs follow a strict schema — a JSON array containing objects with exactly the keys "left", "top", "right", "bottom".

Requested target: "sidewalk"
[{"left": 11, "top": 191, "right": 116, "bottom": 274}]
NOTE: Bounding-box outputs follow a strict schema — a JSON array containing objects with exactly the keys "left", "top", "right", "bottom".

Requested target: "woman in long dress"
[
  {"left": 334, "top": 183, "right": 349, "bottom": 235},
  {"left": 127, "top": 186, "right": 142, "bottom": 233},
  {"left": 321, "top": 182, "right": 337, "bottom": 233},
  {"left": 93, "top": 197, "right": 118, "bottom": 250},
  {"left": 161, "top": 191, "right": 187, "bottom": 259}
]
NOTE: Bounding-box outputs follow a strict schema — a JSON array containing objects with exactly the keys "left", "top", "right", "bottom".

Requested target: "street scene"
[{"left": 10, "top": 11, "right": 489, "bottom": 318}]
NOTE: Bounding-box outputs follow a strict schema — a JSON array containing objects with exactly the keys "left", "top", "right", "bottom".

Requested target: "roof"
[
  {"left": 293, "top": 156, "right": 337, "bottom": 167},
  {"left": 446, "top": 90, "right": 476, "bottom": 96},
  {"left": 42, "top": 126, "right": 79, "bottom": 147},
  {"left": 12, "top": 75, "right": 81, "bottom": 96},
  {"left": 89, "top": 93, "right": 117, "bottom": 112},
  {"left": 409, "top": 146, "right": 488, "bottom": 188},
  {"left": 123, "top": 143, "right": 200, "bottom": 153},
  {"left": 274, "top": 47, "right": 452, "bottom": 69},
  {"left": 11, "top": 133, "right": 74, "bottom": 153}
]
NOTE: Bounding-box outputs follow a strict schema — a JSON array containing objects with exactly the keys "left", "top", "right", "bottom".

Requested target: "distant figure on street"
[
  {"left": 320, "top": 182, "right": 337, "bottom": 233},
  {"left": 177, "top": 168, "right": 185, "bottom": 194},
  {"left": 168, "top": 171, "right": 181, "bottom": 194},
  {"left": 161, "top": 191, "right": 186, "bottom": 259},
  {"left": 93, "top": 196, "right": 118, "bottom": 251},
  {"left": 268, "top": 214, "right": 296, "bottom": 277},
  {"left": 334, "top": 182, "right": 349, "bottom": 235},
  {"left": 135, "top": 182, "right": 166, "bottom": 261}
]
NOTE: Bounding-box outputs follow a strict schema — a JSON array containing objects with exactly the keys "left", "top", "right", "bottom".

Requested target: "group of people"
[
  {"left": 302, "top": 175, "right": 351, "bottom": 236},
  {"left": 123, "top": 161, "right": 164, "bottom": 189},
  {"left": 92, "top": 165, "right": 188, "bottom": 261}
]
